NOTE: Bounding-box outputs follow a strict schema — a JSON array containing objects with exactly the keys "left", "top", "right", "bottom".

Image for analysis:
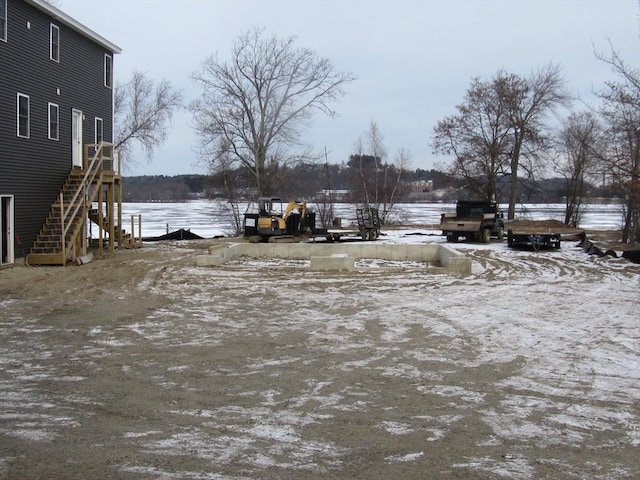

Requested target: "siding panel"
[{"left": 0, "top": 0, "right": 117, "bottom": 251}]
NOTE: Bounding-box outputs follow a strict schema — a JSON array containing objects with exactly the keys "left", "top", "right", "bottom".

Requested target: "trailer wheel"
[
  {"left": 482, "top": 228, "right": 491, "bottom": 243},
  {"left": 446, "top": 233, "right": 458, "bottom": 243}
]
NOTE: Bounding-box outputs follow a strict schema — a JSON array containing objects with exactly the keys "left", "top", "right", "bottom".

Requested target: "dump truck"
[{"left": 440, "top": 200, "right": 504, "bottom": 243}]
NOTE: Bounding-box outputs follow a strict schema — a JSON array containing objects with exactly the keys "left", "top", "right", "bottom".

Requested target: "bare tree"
[
  {"left": 350, "top": 122, "right": 386, "bottom": 209},
  {"left": 553, "top": 111, "right": 603, "bottom": 226},
  {"left": 190, "top": 28, "right": 355, "bottom": 196},
  {"left": 114, "top": 71, "right": 183, "bottom": 169},
  {"left": 367, "top": 121, "right": 386, "bottom": 207},
  {"left": 315, "top": 147, "right": 335, "bottom": 228},
  {"left": 382, "top": 147, "right": 410, "bottom": 222},
  {"left": 219, "top": 151, "right": 244, "bottom": 236},
  {"left": 500, "top": 64, "right": 571, "bottom": 219},
  {"left": 350, "top": 138, "right": 371, "bottom": 208},
  {"left": 431, "top": 75, "right": 512, "bottom": 202},
  {"left": 595, "top": 44, "right": 640, "bottom": 242},
  {"left": 351, "top": 121, "right": 407, "bottom": 223},
  {"left": 432, "top": 65, "right": 570, "bottom": 218}
]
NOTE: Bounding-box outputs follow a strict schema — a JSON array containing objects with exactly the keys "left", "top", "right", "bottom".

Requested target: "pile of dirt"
[{"left": 503, "top": 219, "right": 583, "bottom": 236}]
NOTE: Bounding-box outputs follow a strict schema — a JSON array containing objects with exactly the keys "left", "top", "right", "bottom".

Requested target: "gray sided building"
[{"left": 0, "top": 0, "right": 121, "bottom": 266}]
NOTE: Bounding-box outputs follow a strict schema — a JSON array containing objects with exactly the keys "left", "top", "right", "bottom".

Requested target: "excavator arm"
[{"left": 283, "top": 201, "right": 306, "bottom": 221}]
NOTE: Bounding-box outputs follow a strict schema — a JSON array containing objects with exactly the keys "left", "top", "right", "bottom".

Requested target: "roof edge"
[{"left": 25, "top": 0, "right": 122, "bottom": 54}]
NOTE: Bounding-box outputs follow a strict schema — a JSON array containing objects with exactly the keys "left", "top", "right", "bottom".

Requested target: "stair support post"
[
  {"left": 80, "top": 160, "right": 89, "bottom": 260},
  {"left": 98, "top": 185, "right": 104, "bottom": 257},
  {"left": 107, "top": 182, "right": 115, "bottom": 254},
  {"left": 116, "top": 150, "right": 123, "bottom": 248},
  {"left": 60, "top": 192, "right": 65, "bottom": 266}
]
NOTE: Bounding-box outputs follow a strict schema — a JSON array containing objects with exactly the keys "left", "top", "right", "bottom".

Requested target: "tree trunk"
[{"left": 508, "top": 132, "right": 524, "bottom": 220}]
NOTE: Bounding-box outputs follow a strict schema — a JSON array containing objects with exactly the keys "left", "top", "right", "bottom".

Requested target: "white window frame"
[
  {"left": 17, "top": 93, "right": 30, "bottom": 139},
  {"left": 0, "top": 0, "right": 7, "bottom": 43},
  {"left": 50, "top": 23, "right": 60, "bottom": 62},
  {"left": 104, "top": 54, "right": 112, "bottom": 88},
  {"left": 48, "top": 103, "right": 59, "bottom": 141},
  {"left": 95, "top": 117, "right": 103, "bottom": 145}
]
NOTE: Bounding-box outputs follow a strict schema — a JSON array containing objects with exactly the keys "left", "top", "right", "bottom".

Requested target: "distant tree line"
[{"left": 121, "top": 166, "right": 615, "bottom": 203}]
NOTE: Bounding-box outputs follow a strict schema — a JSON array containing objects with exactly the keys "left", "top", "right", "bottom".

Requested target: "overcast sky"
[{"left": 58, "top": 0, "right": 639, "bottom": 177}]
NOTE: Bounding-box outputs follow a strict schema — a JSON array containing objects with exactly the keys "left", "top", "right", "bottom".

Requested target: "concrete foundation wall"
[
  {"left": 196, "top": 242, "right": 472, "bottom": 276},
  {"left": 436, "top": 244, "right": 473, "bottom": 275}
]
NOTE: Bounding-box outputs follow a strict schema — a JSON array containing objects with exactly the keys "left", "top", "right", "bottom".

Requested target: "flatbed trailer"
[
  {"left": 507, "top": 228, "right": 561, "bottom": 250},
  {"left": 503, "top": 219, "right": 584, "bottom": 250},
  {"left": 324, "top": 207, "right": 380, "bottom": 241}
]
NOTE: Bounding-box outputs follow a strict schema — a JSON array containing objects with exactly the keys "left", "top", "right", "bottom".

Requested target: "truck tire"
[{"left": 482, "top": 228, "right": 490, "bottom": 243}]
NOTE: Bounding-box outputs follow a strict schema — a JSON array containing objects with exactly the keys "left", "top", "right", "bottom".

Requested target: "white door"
[
  {"left": 72, "top": 109, "right": 83, "bottom": 168},
  {"left": 1, "top": 195, "right": 14, "bottom": 266}
]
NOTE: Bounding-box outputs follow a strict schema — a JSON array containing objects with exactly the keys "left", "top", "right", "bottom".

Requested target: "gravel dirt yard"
[{"left": 0, "top": 233, "right": 638, "bottom": 479}]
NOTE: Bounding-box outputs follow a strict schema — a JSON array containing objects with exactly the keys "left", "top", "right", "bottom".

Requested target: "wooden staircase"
[
  {"left": 27, "top": 143, "right": 137, "bottom": 266},
  {"left": 88, "top": 207, "right": 138, "bottom": 249}
]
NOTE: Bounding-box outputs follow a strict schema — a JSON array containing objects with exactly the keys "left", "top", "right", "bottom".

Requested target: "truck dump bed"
[{"left": 440, "top": 214, "right": 487, "bottom": 232}]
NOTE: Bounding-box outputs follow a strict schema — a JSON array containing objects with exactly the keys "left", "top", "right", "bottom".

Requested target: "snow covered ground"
[{"left": 0, "top": 206, "right": 638, "bottom": 479}]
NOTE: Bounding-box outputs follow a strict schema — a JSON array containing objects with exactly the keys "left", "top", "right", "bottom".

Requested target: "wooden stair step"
[{"left": 27, "top": 253, "right": 66, "bottom": 266}]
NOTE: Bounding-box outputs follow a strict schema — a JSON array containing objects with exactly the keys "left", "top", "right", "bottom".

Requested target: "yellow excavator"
[{"left": 256, "top": 197, "right": 308, "bottom": 239}]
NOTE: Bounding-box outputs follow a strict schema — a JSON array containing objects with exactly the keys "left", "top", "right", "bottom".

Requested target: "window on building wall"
[
  {"left": 104, "top": 54, "right": 112, "bottom": 88},
  {"left": 95, "top": 117, "right": 103, "bottom": 145},
  {"left": 48, "top": 103, "right": 59, "bottom": 140},
  {"left": 0, "top": 0, "right": 7, "bottom": 42},
  {"left": 50, "top": 24, "right": 60, "bottom": 62},
  {"left": 17, "top": 94, "right": 30, "bottom": 138}
]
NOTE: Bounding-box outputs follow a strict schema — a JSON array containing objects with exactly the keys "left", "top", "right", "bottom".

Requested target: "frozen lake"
[{"left": 116, "top": 201, "right": 626, "bottom": 238}]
